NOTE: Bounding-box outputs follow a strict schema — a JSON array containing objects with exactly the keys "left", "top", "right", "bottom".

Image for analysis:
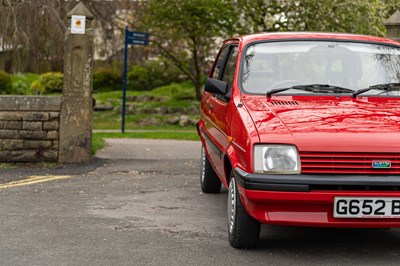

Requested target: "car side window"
[
  {"left": 212, "top": 46, "right": 230, "bottom": 80},
  {"left": 214, "top": 46, "right": 238, "bottom": 102},
  {"left": 222, "top": 47, "right": 238, "bottom": 91}
]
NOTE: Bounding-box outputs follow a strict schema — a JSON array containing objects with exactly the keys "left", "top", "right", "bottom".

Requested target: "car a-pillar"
[{"left": 59, "top": 2, "right": 94, "bottom": 164}]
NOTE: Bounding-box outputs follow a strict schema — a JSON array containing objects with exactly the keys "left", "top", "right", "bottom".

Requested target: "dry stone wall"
[{"left": 0, "top": 96, "right": 61, "bottom": 162}]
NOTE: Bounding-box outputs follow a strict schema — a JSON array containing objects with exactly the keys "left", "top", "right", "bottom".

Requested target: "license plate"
[{"left": 334, "top": 197, "right": 400, "bottom": 218}]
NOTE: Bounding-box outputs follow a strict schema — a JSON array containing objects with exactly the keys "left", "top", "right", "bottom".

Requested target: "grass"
[
  {"left": 0, "top": 162, "right": 57, "bottom": 169},
  {"left": 92, "top": 133, "right": 106, "bottom": 154},
  {"left": 93, "top": 81, "right": 198, "bottom": 108},
  {"left": 0, "top": 163, "right": 19, "bottom": 169},
  {"left": 91, "top": 81, "right": 200, "bottom": 154},
  {"left": 93, "top": 111, "right": 197, "bottom": 130},
  {"left": 93, "top": 81, "right": 199, "bottom": 130},
  {"left": 93, "top": 131, "right": 199, "bottom": 142}
]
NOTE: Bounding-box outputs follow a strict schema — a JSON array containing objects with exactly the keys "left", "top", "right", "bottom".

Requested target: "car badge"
[{"left": 372, "top": 161, "right": 391, "bottom": 169}]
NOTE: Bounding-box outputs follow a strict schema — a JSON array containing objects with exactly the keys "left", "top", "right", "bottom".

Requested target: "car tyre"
[
  {"left": 228, "top": 173, "right": 261, "bottom": 249},
  {"left": 200, "top": 145, "right": 221, "bottom": 193}
]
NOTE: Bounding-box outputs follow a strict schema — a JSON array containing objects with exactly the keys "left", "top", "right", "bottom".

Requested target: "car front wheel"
[
  {"left": 228, "top": 173, "right": 261, "bottom": 248},
  {"left": 200, "top": 145, "right": 221, "bottom": 193}
]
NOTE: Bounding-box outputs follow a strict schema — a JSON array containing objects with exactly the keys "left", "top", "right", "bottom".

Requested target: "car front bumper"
[{"left": 234, "top": 168, "right": 400, "bottom": 227}]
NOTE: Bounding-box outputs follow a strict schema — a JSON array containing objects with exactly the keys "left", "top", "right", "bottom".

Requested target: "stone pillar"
[
  {"left": 385, "top": 10, "right": 400, "bottom": 42},
  {"left": 59, "top": 2, "right": 94, "bottom": 163}
]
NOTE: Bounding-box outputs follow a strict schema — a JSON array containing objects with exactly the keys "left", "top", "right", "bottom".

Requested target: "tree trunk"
[{"left": 194, "top": 81, "right": 202, "bottom": 100}]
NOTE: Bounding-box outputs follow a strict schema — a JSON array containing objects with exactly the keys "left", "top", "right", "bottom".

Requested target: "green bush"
[
  {"left": 11, "top": 73, "right": 39, "bottom": 95},
  {"left": 128, "top": 65, "right": 152, "bottom": 91},
  {"left": 127, "top": 61, "right": 184, "bottom": 91},
  {"left": 12, "top": 80, "right": 30, "bottom": 95},
  {"left": 0, "top": 71, "right": 12, "bottom": 95},
  {"left": 30, "top": 72, "right": 63, "bottom": 95},
  {"left": 30, "top": 80, "right": 45, "bottom": 95},
  {"left": 93, "top": 68, "right": 122, "bottom": 92},
  {"left": 151, "top": 81, "right": 195, "bottom": 100}
]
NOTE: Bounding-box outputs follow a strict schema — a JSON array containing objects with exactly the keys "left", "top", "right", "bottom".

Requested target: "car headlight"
[{"left": 254, "top": 145, "right": 300, "bottom": 174}]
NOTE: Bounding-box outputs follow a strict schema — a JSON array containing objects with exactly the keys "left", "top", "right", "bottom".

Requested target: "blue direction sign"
[
  {"left": 121, "top": 27, "right": 149, "bottom": 133},
  {"left": 126, "top": 31, "right": 149, "bottom": 46}
]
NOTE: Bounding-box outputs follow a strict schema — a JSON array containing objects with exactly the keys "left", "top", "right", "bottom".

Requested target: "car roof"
[{"left": 225, "top": 32, "right": 400, "bottom": 48}]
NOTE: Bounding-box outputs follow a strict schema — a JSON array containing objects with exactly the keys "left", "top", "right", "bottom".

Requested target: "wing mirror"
[{"left": 204, "top": 78, "right": 228, "bottom": 95}]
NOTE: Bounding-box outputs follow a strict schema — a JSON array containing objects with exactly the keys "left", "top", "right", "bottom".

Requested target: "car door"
[{"left": 203, "top": 44, "right": 239, "bottom": 178}]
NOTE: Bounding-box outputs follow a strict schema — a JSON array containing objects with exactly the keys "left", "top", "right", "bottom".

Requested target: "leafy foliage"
[
  {"left": 11, "top": 73, "right": 40, "bottom": 95},
  {"left": 93, "top": 68, "right": 122, "bottom": 92},
  {"left": 2, "top": 0, "right": 399, "bottom": 100},
  {"left": 30, "top": 72, "right": 63, "bottom": 95},
  {"left": 237, "top": 0, "right": 392, "bottom": 36},
  {"left": 150, "top": 82, "right": 195, "bottom": 101},
  {"left": 94, "top": 81, "right": 196, "bottom": 108},
  {"left": 92, "top": 134, "right": 106, "bottom": 155},
  {"left": 139, "top": 0, "right": 238, "bottom": 99},
  {"left": 139, "top": 0, "right": 397, "bottom": 100},
  {"left": 0, "top": 71, "right": 12, "bottom": 95},
  {"left": 127, "top": 61, "right": 184, "bottom": 91},
  {"left": 0, "top": 1, "right": 141, "bottom": 73},
  {"left": 93, "top": 81, "right": 199, "bottom": 130}
]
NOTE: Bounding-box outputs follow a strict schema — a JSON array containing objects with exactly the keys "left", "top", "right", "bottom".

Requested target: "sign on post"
[
  {"left": 126, "top": 31, "right": 149, "bottom": 45},
  {"left": 71, "top": 15, "right": 86, "bottom": 34},
  {"left": 122, "top": 27, "right": 149, "bottom": 133}
]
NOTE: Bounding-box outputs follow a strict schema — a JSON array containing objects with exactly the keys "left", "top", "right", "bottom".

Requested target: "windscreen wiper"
[
  {"left": 267, "top": 84, "right": 354, "bottom": 97},
  {"left": 353, "top": 83, "right": 400, "bottom": 97}
]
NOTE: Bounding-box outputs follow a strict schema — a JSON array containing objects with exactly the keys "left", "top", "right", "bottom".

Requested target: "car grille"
[{"left": 300, "top": 152, "right": 400, "bottom": 175}]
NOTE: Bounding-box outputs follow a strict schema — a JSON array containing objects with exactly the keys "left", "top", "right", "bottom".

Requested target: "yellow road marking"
[{"left": 0, "top": 175, "right": 72, "bottom": 189}]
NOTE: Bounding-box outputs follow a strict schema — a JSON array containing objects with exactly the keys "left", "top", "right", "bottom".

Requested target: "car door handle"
[{"left": 209, "top": 104, "right": 214, "bottom": 111}]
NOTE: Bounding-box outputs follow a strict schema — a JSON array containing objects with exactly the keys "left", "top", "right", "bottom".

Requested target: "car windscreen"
[{"left": 241, "top": 41, "right": 400, "bottom": 96}]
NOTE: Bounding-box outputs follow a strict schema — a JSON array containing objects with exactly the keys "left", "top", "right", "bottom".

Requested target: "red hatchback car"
[{"left": 198, "top": 32, "right": 400, "bottom": 248}]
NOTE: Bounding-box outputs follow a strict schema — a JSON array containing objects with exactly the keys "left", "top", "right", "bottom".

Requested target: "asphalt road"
[{"left": 1, "top": 139, "right": 400, "bottom": 266}]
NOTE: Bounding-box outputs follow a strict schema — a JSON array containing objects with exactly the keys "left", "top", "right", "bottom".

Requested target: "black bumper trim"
[
  {"left": 244, "top": 182, "right": 310, "bottom": 192},
  {"left": 234, "top": 168, "right": 400, "bottom": 192}
]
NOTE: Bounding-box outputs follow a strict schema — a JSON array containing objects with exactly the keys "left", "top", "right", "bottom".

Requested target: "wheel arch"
[
  {"left": 224, "top": 144, "right": 241, "bottom": 187},
  {"left": 223, "top": 155, "right": 232, "bottom": 187}
]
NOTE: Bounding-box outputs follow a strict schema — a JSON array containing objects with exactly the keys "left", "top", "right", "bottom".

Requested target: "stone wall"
[
  {"left": 0, "top": 96, "right": 61, "bottom": 162},
  {"left": 0, "top": 3, "right": 94, "bottom": 164}
]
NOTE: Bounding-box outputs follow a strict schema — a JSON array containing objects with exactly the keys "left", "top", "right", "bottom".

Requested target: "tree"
[
  {"left": 140, "top": 0, "right": 397, "bottom": 100},
  {"left": 0, "top": 0, "right": 66, "bottom": 73},
  {"left": 1, "top": 0, "right": 398, "bottom": 98},
  {"left": 139, "top": 0, "right": 239, "bottom": 100},
  {"left": 236, "top": 0, "right": 391, "bottom": 36},
  {"left": 0, "top": 0, "right": 140, "bottom": 73}
]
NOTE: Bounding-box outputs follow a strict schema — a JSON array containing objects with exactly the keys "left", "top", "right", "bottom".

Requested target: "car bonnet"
[{"left": 242, "top": 95, "right": 400, "bottom": 153}]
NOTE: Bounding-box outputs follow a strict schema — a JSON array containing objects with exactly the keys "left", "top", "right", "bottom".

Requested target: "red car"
[{"left": 198, "top": 32, "right": 400, "bottom": 248}]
